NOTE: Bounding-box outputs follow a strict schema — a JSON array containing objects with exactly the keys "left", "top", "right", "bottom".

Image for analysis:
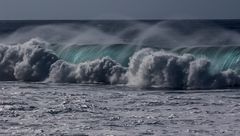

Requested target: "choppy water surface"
[{"left": 0, "top": 82, "right": 240, "bottom": 136}]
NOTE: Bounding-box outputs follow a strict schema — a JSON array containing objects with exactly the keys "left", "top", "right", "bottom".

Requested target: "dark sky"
[{"left": 0, "top": 0, "right": 239, "bottom": 20}]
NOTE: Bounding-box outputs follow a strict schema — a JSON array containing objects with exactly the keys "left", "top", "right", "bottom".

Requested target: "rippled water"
[{"left": 0, "top": 82, "right": 240, "bottom": 136}]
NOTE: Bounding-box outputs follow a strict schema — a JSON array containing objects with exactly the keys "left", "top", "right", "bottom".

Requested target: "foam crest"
[
  {"left": 0, "top": 38, "right": 58, "bottom": 81},
  {"left": 48, "top": 57, "right": 127, "bottom": 84},
  {"left": 127, "top": 49, "right": 240, "bottom": 89}
]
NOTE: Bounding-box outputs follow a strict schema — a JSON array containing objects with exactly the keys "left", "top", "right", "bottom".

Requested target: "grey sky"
[{"left": 0, "top": 0, "right": 239, "bottom": 20}]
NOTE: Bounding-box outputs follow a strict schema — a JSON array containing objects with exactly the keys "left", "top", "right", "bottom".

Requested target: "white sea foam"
[
  {"left": 0, "top": 38, "right": 58, "bottom": 81},
  {"left": 127, "top": 49, "right": 240, "bottom": 89},
  {"left": 48, "top": 57, "right": 127, "bottom": 84}
]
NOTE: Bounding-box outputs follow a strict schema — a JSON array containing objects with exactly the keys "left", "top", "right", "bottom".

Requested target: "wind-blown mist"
[{"left": 1, "top": 21, "right": 240, "bottom": 89}]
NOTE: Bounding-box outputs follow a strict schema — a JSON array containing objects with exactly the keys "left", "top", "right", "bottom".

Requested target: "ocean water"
[
  {"left": 0, "top": 82, "right": 240, "bottom": 136},
  {"left": 0, "top": 20, "right": 240, "bottom": 135}
]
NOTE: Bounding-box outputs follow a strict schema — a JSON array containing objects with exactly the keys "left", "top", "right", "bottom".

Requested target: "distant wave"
[{"left": 1, "top": 38, "right": 240, "bottom": 89}]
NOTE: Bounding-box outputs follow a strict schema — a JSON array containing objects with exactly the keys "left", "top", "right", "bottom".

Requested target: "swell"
[{"left": 1, "top": 38, "right": 240, "bottom": 90}]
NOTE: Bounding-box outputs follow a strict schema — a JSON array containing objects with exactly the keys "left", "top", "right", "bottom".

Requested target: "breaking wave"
[
  {"left": 1, "top": 21, "right": 240, "bottom": 89},
  {"left": 0, "top": 38, "right": 240, "bottom": 89}
]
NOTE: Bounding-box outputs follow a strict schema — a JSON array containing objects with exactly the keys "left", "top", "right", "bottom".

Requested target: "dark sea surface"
[{"left": 0, "top": 20, "right": 240, "bottom": 35}]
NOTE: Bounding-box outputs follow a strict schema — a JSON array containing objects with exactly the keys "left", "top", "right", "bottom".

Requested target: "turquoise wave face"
[
  {"left": 53, "top": 44, "right": 138, "bottom": 67},
  {"left": 173, "top": 46, "right": 240, "bottom": 73},
  {"left": 51, "top": 43, "right": 240, "bottom": 73}
]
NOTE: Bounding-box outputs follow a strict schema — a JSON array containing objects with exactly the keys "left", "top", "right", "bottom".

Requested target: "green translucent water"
[
  {"left": 51, "top": 44, "right": 240, "bottom": 73},
  {"left": 54, "top": 44, "right": 137, "bottom": 67},
  {"left": 173, "top": 46, "right": 240, "bottom": 73}
]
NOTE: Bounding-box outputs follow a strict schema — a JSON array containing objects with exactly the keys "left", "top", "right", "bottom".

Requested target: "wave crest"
[{"left": 0, "top": 38, "right": 240, "bottom": 90}]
